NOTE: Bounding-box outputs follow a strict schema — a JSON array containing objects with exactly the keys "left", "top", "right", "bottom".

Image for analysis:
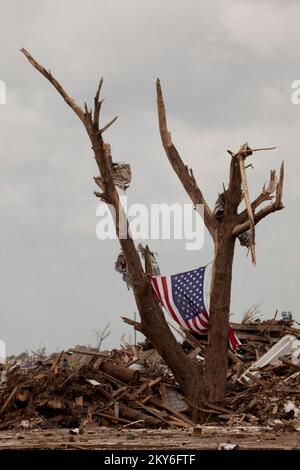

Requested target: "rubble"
[
  {"left": 224, "top": 320, "right": 300, "bottom": 426},
  {"left": 0, "top": 319, "right": 300, "bottom": 431},
  {"left": 239, "top": 334, "right": 300, "bottom": 383},
  {"left": 0, "top": 346, "right": 192, "bottom": 431}
]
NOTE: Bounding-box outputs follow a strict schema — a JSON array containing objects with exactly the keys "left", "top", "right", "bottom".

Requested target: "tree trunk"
[{"left": 204, "top": 226, "right": 236, "bottom": 403}]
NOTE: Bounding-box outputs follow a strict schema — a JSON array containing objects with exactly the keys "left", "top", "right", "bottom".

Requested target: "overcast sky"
[{"left": 0, "top": 0, "right": 299, "bottom": 356}]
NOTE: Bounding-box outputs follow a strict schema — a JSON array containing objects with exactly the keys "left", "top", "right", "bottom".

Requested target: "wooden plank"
[
  {"left": 136, "top": 401, "right": 171, "bottom": 425},
  {"left": 235, "top": 332, "right": 277, "bottom": 343},
  {"left": 280, "top": 358, "right": 300, "bottom": 370},
  {"left": 231, "top": 322, "right": 300, "bottom": 338},
  {"left": 0, "top": 386, "right": 18, "bottom": 414},
  {"left": 94, "top": 411, "right": 131, "bottom": 424},
  {"left": 231, "top": 322, "right": 284, "bottom": 332},
  {"left": 69, "top": 349, "right": 108, "bottom": 357},
  {"left": 166, "top": 418, "right": 191, "bottom": 429},
  {"left": 244, "top": 372, "right": 268, "bottom": 387},
  {"left": 149, "top": 397, "right": 195, "bottom": 426}
]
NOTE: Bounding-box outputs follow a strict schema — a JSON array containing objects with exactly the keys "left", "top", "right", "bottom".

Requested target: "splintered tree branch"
[
  {"left": 98, "top": 115, "right": 118, "bottom": 134},
  {"left": 93, "top": 78, "right": 103, "bottom": 128},
  {"left": 233, "top": 162, "right": 284, "bottom": 236},
  {"left": 144, "top": 245, "right": 154, "bottom": 276},
  {"left": 226, "top": 143, "right": 253, "bottom": 214},
  {"left": 276, "top": 161, "right": 284, "bottom": 207},
  {"left": 238, "top": 169, "right": 277, "bottom": 222},
  {"left": 122, "top": 316, "right": 143, "bottom": 333},
  {"left": 238, "top": 151, "right": 256, "bottom": 264},
  {"left": 156, "top": 79, "right": 217, "bottom": 241}
]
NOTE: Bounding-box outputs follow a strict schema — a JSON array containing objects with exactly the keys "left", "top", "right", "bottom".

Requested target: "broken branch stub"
[
  {"left": 238, "top": 168, "right": 278, "bottom": 223},
  {"left": 232, "top": 161, "right": 285, "bottom": 237}
]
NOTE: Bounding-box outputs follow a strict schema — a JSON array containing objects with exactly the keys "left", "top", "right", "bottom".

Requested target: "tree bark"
[{"left": 204, "top": 226, "right": 236, "bottom": 402}]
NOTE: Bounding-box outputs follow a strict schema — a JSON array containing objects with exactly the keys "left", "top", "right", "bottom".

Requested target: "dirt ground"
[{"left": 0, "top": 426, "right": 300, "bottom": 450}]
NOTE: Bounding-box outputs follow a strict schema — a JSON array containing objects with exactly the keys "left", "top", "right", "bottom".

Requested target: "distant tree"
[
  {"left": 16, "top": 350, "right": 30, "bottom": 360},
  {"left": 94, "top": 323, "right": 111, "bottom": 351},
  {"left": 31, "top": 345, "right": 47, "bottom": 360}
]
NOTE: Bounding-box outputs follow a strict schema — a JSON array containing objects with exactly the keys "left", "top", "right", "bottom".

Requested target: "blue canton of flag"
[{"left": 171, "top": 267, "right": 206, "bottom": 323}]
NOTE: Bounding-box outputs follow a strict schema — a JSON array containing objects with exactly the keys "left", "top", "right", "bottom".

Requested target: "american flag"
[{"left": 152, "top": 266, "right": 240, "bottom": 350}]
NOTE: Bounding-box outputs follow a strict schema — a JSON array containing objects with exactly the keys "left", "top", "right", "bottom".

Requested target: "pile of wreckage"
[{"left": 0, "top": 318, "right": 300, "bottom": 431}]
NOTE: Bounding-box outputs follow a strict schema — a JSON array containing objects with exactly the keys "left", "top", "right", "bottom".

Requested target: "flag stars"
[{"left": 170, "top": 267, "right": 207, "bottom": 325}]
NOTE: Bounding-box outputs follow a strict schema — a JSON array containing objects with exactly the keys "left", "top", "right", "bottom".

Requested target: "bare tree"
[
  {"left": 94, "top": 323, "right": 111, "bottom": 351},
  {"left": 31, "top": 345, "right": 47, "bottom": 361},
  {"left": 21, "top": 49, "right": 284, "bottom": 413},
  {"left": 156, "top": 80, "right": 284, "bottom": 401},
  {"left": 242, "top": 303, "right": 263, "bottom": 324}
]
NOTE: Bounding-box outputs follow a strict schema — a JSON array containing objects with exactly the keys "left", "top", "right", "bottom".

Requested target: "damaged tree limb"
[
  {"left": 237, "top": 146, "right": 256, "bottom": 264},
  {"left": 233, "top": 162, "right": 284, "bottom": 236}
]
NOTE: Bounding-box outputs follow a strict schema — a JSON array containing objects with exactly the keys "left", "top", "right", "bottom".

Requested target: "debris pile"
[
  {"left": 0, "top": 347, "right": 192, "bottom": 431},
  {"left": 0, "top": 319, "right": 300, "bottom": 430},
  {"left": 225, "top": 321, "right": 300, "bottom": 427}
]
